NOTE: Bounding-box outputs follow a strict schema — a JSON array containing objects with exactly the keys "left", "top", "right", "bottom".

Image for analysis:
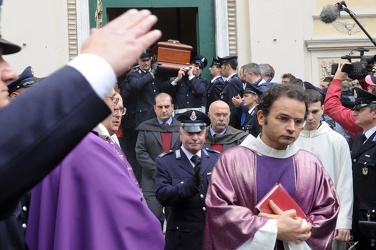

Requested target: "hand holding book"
[{"left": 256, "top": 183, "right": 311, "bottom": 222}]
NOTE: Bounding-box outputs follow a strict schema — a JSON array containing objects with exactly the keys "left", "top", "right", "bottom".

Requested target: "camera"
[{"left": 331, "top": 47, "right": 376, "bottom": 79}]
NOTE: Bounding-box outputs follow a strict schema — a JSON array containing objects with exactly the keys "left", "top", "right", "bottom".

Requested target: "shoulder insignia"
[
  {"left": 175, "top": 149, "right": 181, "bottom": 159},
  {"left": 204, "top": 148, "right": 221, "bottom": 155},
  {"left": 158, "top": 150, "right": 174, "bottom": 158}
]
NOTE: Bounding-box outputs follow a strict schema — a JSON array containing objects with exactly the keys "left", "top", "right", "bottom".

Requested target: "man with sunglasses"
[
  {"left": 349, "top": 87, "right": 376, "bottom": 249},
  {"left": 161, "top": 55, "right": 208, "bottom": 118},
  {"left": 204, "top": 84, "right": 339, "bottom": 249}
]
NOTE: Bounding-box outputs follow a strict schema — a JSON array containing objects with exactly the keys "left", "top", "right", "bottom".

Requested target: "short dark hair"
[
  {"left": 258, "top": 84, "right": 308, "bottom": 118},
  {"left": 305, "top": 89, "right": 323, "bottom": 105},
  {"left": 223, "top": 59, "right": 238, "bottom": 70}
]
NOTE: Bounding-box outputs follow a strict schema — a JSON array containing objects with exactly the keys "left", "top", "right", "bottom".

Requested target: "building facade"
[{"left": 3, "top": 0, "right": 376, "bottom": 85}]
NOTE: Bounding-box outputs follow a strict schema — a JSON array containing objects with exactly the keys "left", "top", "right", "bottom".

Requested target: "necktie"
[
  {"left": 163, "top": 121, "right": 168, "bottom": 126},
  {"left": 190, "top": 155, "right": 200, "bottom": 166},
  {"left": 360, "top": 133, "right": 367, "bottom": 144}
]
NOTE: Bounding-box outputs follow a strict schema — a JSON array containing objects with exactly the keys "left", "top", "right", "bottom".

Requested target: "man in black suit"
[
  {"left": 0, "top": 8, "right": 161, "bottom": 249},
  {"left": 121, "top": 49, "right": 161, "bottom": 184},
  {"left": 218, "top": 55, "right": 243, "bottom": 129},
  {"left": 136, "top": 92, "right": 181, "bottom": 229},
  {"left": 155, "top": 110, "right": 220, "bottom": 250},
  {"left": 206, "top": 56, "right": 225, "bottom": 111},
  {"left": 349, "top": 87, "right": 376, "bottom": 249}
]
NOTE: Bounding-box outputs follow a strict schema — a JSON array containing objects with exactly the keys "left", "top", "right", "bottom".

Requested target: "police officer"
[
  {"left": 121, "top": 48, "right": 160, "bottom": 184},
  {"left": 160, "top": 55, "right": 208, "bottom": 117},
  {"left": 217, "top": 55, "right": 243, "bottom": 129},
  {"left": 206, "top": 56, "right": 225, "bottom": 111},
  {"left": 350, "top": 87, "right": 376, "bottom": 249},
  {"left": 155, "top": 110, "right": 220, "bottom": 250},
  {"left": 240, "top": 84, "right": 263, "bottom": 137},
  {"left": 7, "top": 66, "right": 37, "bottom": 99}
]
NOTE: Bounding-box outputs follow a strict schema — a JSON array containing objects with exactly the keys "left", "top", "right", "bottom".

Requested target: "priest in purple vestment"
[
  {"left": 26, "top": 90, "right": 164, "bottom": 250},
  {"left": 203, "top": 84, "right": 339, "bottom": 250}
]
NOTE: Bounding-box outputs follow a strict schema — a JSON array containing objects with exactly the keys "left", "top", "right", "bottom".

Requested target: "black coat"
[
  {"left": 160, "top": 76, "right": 207, "bottom": 109},
  {"left": 206, "top": 76, "right": 225, "bottom": 111},
  {"left": 219, "top": 74, "right": 243, "bottom": 129},
  {"left": 123, "top": 70, "right": 160, "bottom": 128}
]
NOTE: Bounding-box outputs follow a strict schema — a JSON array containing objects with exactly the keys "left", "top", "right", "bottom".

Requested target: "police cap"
[
  {"left": 140, "top": 48, "right": 153, "bottom": 61},
  {"left": 303, "top": 81, "right": 326, "bottom": 97},
  {"left": 177, "top": 110, "right": 210, "bottom": 133},
  {"left": 210, "top": 56, "right": 221, "bottom": 67},
  {"left": 7, "top": 66, "right": 36, "bottom": 94},
  {"left": 243, "top": 84, "right": 263, "bottom": 96},
  {"left": 353, "top": 87, "right": 376, "bottom": 110},
  {"left": 191, "top": 55, "right": 208, "bottom": 69},
  {"left": 217, "top": 55, "right": 238, "bottom": 66}
]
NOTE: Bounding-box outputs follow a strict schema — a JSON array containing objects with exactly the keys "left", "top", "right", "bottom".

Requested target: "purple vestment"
[
  {"left": 26, "top": 132, "right": 164, "bottom": 250},
  {"left": 203, "top": 136, "right": 339, "bottom": 250}
]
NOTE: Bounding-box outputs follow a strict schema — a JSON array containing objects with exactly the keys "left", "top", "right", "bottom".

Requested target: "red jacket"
[{"left": 324, "top": 78, "right": 363, "bottom": 138}]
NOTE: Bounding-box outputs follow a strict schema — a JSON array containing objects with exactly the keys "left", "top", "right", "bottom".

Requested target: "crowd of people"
[{"left": 2, "top": 5, "right": 376, "bottom": 250}]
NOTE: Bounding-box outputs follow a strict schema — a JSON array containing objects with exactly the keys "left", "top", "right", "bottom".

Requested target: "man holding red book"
[{"left": 203, "top": 84, "right": 339, "bottom": 250}]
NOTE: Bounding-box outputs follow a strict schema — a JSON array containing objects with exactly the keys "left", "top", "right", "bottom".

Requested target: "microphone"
[{"left": 319, "top": 4, "right": 341, "bottom": 23}]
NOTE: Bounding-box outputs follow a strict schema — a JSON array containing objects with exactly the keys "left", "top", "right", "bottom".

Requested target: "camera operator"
[
  {"left": 324, "top": 63, "right": 368, "bottom": 138},
  {"left": 160, "top": 56, "right": 208, "bottom": 118}
]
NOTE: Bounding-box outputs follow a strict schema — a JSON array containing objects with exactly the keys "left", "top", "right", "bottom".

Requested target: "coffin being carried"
[{"left": 154, "top": 39, "right": 193, "bottom": 71}]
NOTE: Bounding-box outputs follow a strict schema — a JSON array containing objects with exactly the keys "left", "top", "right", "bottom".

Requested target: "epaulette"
[
  {"left": 204, "top": 148, "right": 221, "bottom": 154},
  {"left": 158, "top": 150, "right": 174, "bottom": 158}
]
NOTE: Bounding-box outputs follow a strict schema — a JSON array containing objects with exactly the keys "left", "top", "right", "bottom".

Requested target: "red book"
[{"left": 255, "top": 183, "right": 307, "bottom": 220}]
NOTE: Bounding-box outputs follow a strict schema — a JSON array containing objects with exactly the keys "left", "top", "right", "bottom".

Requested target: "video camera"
[{"left": 331, "top": 47, "right": 376, "bottom": 79}]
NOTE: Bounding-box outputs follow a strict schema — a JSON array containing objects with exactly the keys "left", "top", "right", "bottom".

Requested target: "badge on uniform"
[{"left": 362, "top": 165, "right": 368, "bottom": 175}]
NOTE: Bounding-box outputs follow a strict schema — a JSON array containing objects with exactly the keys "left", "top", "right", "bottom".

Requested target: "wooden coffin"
[{"left": 155, "top": 40, "right": 193, "bottom": 71}]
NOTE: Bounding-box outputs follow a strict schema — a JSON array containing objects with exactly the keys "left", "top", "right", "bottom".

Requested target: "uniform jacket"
[
  {"left": 123, "top": 69, "right": 160, "bottom": 128},
  {"left": 206, "top": 76, "right": 225, "bottom": 111},
  {"left": 350, "top": 130, "right": 376, "bottom": 248},
  {"left": 0, "top": 66, "right": 110, "bottom": 249},
  {"left": 136, "top": 117, "right": 181, "bottom": 192},
  {"left": 160, "top": 76, "right": 207, "bottom": 109},
  {"left": 219, "top": 74, "right": 243, "bottom": 129},
  {"left": 241, "top": 106, "right": 261, "bottom": 137},
  {"left": 155, "top": 148, "right": 220, "bottom": 250}
]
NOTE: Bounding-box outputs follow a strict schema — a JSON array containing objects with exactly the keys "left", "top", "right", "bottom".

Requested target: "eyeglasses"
[
  {"left": 106, "top": 95, "right": 119, "bottom": 106},
  {"left": 274, "top": 114, "right": 305, "bottom": 128},
  {"left": 114, "top": 107, "right": 126, "bottom": 116}
]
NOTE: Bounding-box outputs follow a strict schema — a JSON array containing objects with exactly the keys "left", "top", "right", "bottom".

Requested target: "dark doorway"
[{"left": 107, "top": 8, "right": 198, "bottom": 56}]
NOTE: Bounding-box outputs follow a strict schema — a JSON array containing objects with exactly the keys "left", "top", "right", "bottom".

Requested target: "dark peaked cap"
[
  {"left": 140, "top": 48, "right": 153, "bottom": 60},
  {"left": 303, "top": 81, "right": 326, "bottom": 97},
  {"left": 244, "top": 84, "right": 263, "bottom": 96},
  {"left": 210, "top": 56, "right": 221, "bottom": 67},
  {"left": 217, "top": 55, "right": 238, "bottom": 66},
  {"left": 191, "top": 55, "right": 208, "bottom": 69},
  {"left": 353, "top": 87, "right": 376, "bottom": 108},
  {"left": 177, "top": 110, "right": 210, "bottom": 133},
  {"left": 7, "top": 66, "right": 36, "bottom": 93}
]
